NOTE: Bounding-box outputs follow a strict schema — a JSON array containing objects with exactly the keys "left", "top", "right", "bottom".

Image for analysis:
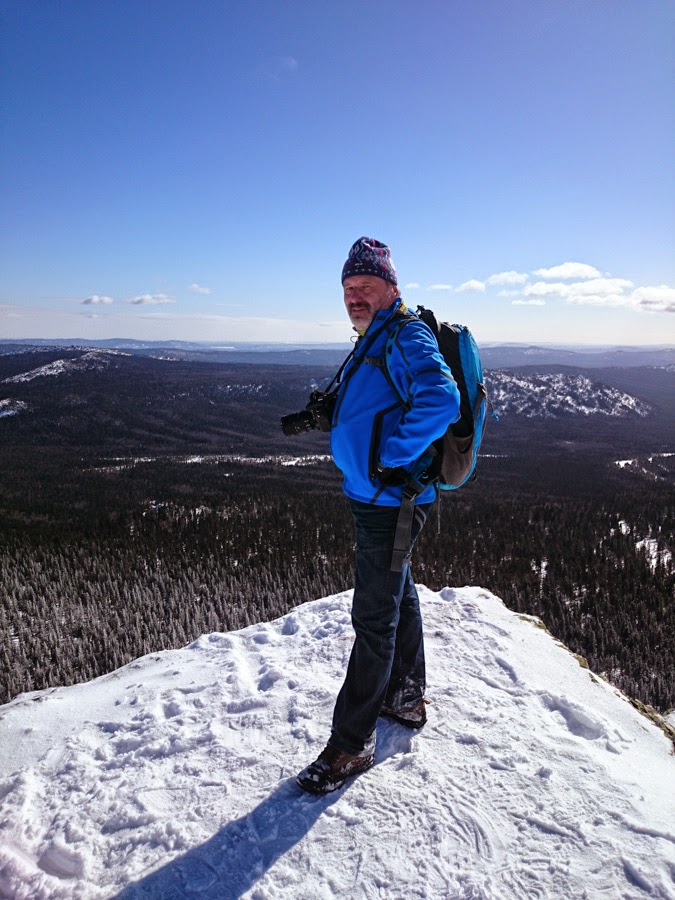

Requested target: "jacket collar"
[
  {"left": 357, "top": 297, "right": 405, "bottom": 336},
  {"left": 352, "top": 298, "right": 408, "bottom": 360}
]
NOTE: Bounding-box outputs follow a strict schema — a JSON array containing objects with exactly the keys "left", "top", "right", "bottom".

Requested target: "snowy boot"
[
  {"left": 380, "top": 698, "right": 428, "bottom": 729},
  {"left": 296, "top": 743, "right": 374, "bottom": 794}
]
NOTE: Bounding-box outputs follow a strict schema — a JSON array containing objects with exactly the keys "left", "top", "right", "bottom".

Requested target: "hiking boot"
[
  {"left": 296, "top": 743, "right": 374, "bottom": 794},
  {"left": 380, "top": 699, "right": 428, "bottom": 729}
]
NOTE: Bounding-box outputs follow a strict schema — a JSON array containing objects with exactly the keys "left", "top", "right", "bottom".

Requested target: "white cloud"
[
  {"left": 509, "top": 272, "right": 675, "bottom": 315},
  {"left": 487, "top": 270, "right": 529, "bottom": 286},
  {"left": 523, "top": 282, "right": 571, "bottom": 298},
  {"left": 513, "top": 299, "right": 545, "bottom": 306},
  {"left": 83, "top": 295, "right": 114, "bottom": 305},
  {"left": 188, "top": 283, "right": 212, "bottom": 295},
  {"left": 456, "top": 280, "right": 486, "bottom": 293},
  {"left": 280, "top": 56, "right": 299, "bottom": 72},
  {"left": 404, "top": 282, "right": 420, "bottom": 290},
  {"left": 628, "top": 285, "right": 675, "bottom": 314},
  {"left": 574, "top": 277, "right": 634, "bottom": 295},
  {"left": 565, "top": 294, "right": 631, "bottom": 308},
  {"left": 524, "top": 278, "right": 633, "bottom": 299},
  {"left": 533, "top": 262, "right": 602, "bottom": 280},
  {"left": 129, "top": 294, "right": 175, "bottom": 306},
  {"left": 427, "top": 283, "right": 454, "bottom": 291}
]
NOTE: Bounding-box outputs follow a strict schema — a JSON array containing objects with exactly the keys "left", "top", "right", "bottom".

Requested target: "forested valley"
[{"left": 0, "top": 349, "right": 673, "bottom": 713}]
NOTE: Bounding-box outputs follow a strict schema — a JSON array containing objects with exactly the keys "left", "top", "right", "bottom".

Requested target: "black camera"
[{"left": 281, "top": 389, "right": 337, "bottom": 436}]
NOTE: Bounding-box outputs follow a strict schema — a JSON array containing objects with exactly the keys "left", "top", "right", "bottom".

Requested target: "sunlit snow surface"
[
  {"left": 488, "top": 371, "right": 650, "bottom": 417},
  {"left": 0, "top": 399, "right": 27, "bottom": 418},
  {"left": 1, "top": 587, "right": 673, "bottom": 899},
  {"left": 92, "top": 454, "right": 332, "bottom": 474}
]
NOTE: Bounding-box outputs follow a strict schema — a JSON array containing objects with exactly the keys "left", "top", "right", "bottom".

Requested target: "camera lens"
[{"left": 280, "top": 411, "right": 314, "bottom": 436}]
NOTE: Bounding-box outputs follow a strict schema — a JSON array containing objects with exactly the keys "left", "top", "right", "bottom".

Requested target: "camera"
[{"left": 281, "top": 389, "right": 337, "bottom": 436}]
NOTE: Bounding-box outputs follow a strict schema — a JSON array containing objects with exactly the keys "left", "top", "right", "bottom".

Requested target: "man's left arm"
[{"left": 379, "top": 320, "right": 460, "bottom": 470}]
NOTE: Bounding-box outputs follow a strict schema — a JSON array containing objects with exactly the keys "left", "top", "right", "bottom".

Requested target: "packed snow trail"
[{"left": 1, "top": 587, "right": 674, "bottom": 898}]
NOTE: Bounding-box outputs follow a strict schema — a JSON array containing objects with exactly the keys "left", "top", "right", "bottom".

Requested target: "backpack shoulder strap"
[{"left": 382, "top": 310, "right": 419, "bottom": 409}]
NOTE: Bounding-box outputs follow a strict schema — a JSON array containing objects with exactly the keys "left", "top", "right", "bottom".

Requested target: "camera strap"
[
  {"left": 390, "top": 450, "right": 437, "bottom": 572},
  {"left": 328, "top": 307, "right": 405, "bottom": 426},
  {"left": 324, "top": 345, "right": 355, "bottom": 394}
]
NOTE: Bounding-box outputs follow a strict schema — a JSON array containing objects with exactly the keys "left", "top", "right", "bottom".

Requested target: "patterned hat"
[{"left": 341, "top": 236, "right": 398, "bottom": 286}]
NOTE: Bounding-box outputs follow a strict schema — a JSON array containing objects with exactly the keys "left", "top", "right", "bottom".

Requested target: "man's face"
[{"left": 343, "top": 275, "right": 398, "bottom": 331}]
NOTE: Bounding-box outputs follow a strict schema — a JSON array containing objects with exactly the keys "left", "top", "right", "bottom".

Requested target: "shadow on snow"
[
  {"left": 114, "top": 725, "right": 413, "bottom": 899},
  {"left": 114, "top": 776, "right": 341, "bottom": 899}
]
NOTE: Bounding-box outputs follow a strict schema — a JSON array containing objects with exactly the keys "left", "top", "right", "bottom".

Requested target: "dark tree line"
[{"left": 1, "top": 463, "right": 673, "bottom": 712}]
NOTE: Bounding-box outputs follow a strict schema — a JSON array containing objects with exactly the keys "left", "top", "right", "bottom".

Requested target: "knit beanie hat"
[{"left": 341, "top": 236, "right": 398, "bottom": 286}]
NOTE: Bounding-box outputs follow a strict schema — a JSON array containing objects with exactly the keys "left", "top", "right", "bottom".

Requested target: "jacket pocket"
[{"left": 368, "top": 402, "right": 402, "bottom": 481}]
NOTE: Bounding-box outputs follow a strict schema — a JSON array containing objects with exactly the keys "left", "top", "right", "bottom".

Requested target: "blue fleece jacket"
[{"left": 330, "top": 299, "right": 460, "bottom": 505}]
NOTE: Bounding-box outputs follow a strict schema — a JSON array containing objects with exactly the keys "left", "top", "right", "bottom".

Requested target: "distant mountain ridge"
[
  {"left": 481, "top": 344, "right": 675, "bottom": 369},
  {"left": 1, "top": 339, "right": 674, "bottom": 369},
  {"left": 0, "top": 348, "right": 665, "bottom": 425}
]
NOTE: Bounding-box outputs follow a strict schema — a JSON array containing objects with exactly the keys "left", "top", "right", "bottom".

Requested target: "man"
[{"left": 297, "top": 237, "right": 460, "bottom": 794}]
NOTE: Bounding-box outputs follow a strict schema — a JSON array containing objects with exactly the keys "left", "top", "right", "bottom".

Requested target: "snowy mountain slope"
[
  {"left": 1, "top": 587, "right": 673, "bottom": 899},
  {"left": 487, "top": 371, "right": 650, "bottom": 418},
  {"left": 0, "top": 348, "right": 657, "bottom": 425},
  {"left": 1, "top": 350, "right": 128, "bottom": 384}
]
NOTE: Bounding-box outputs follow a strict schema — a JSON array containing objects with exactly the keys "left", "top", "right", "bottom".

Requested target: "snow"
[
  {"left": 1, "top": 586, "right": 673, "bottom": 899},
  {"left": 1, "top": 350, "right": 127, "bottom": 384},
  {"left": 636, "top": 538, "right": 673, "bottom": 571},
  {"left": 0, "top": 399, "right": 27, "bottom": 418},
  {"left": 615, "top": 453, "right": 675, "bottom": 484},
  {"left": 488, "top": 372, "right": 650, "bottom": 418},
  {"left": 612, "top": 520, "right": 673, "bottom": 573},
  {"left": 92, "top": 454, "right": 332, "bottom": 474}
]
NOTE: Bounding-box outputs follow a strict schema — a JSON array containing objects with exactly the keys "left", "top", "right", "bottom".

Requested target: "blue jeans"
[{"left": 330, "top": 498, "right": 432, "bottom": 755}]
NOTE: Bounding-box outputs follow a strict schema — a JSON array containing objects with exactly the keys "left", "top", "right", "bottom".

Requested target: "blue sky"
[{"left": 1, "top": 0, "right": 673, "bottom": 345}]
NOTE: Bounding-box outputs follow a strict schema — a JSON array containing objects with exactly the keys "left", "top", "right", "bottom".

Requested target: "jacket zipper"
[{"left": 332, "top": 302, "right": 403, "bottom": 426}]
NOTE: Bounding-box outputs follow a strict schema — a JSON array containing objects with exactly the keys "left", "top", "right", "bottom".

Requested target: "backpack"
[{"left": 385, "top": 305, "right": 490, "bottom": 491}]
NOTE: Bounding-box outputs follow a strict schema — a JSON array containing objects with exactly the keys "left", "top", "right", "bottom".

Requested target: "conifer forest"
[{"left": 0, "top": 348, "right": 673, "bottom": 713}]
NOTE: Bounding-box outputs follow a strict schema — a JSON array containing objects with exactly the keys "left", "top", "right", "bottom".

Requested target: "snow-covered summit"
[{"left": 0, "top": 587, "right": 673, "bottom": 899}]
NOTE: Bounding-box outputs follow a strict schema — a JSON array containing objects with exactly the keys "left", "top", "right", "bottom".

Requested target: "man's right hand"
[{"left": 376, "top": 464, "right": 408, "bottom": 487}]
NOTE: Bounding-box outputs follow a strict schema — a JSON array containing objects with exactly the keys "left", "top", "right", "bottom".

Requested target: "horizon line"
[{"left": 1, "top": 337, "right": 674, "bottom": 351}]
